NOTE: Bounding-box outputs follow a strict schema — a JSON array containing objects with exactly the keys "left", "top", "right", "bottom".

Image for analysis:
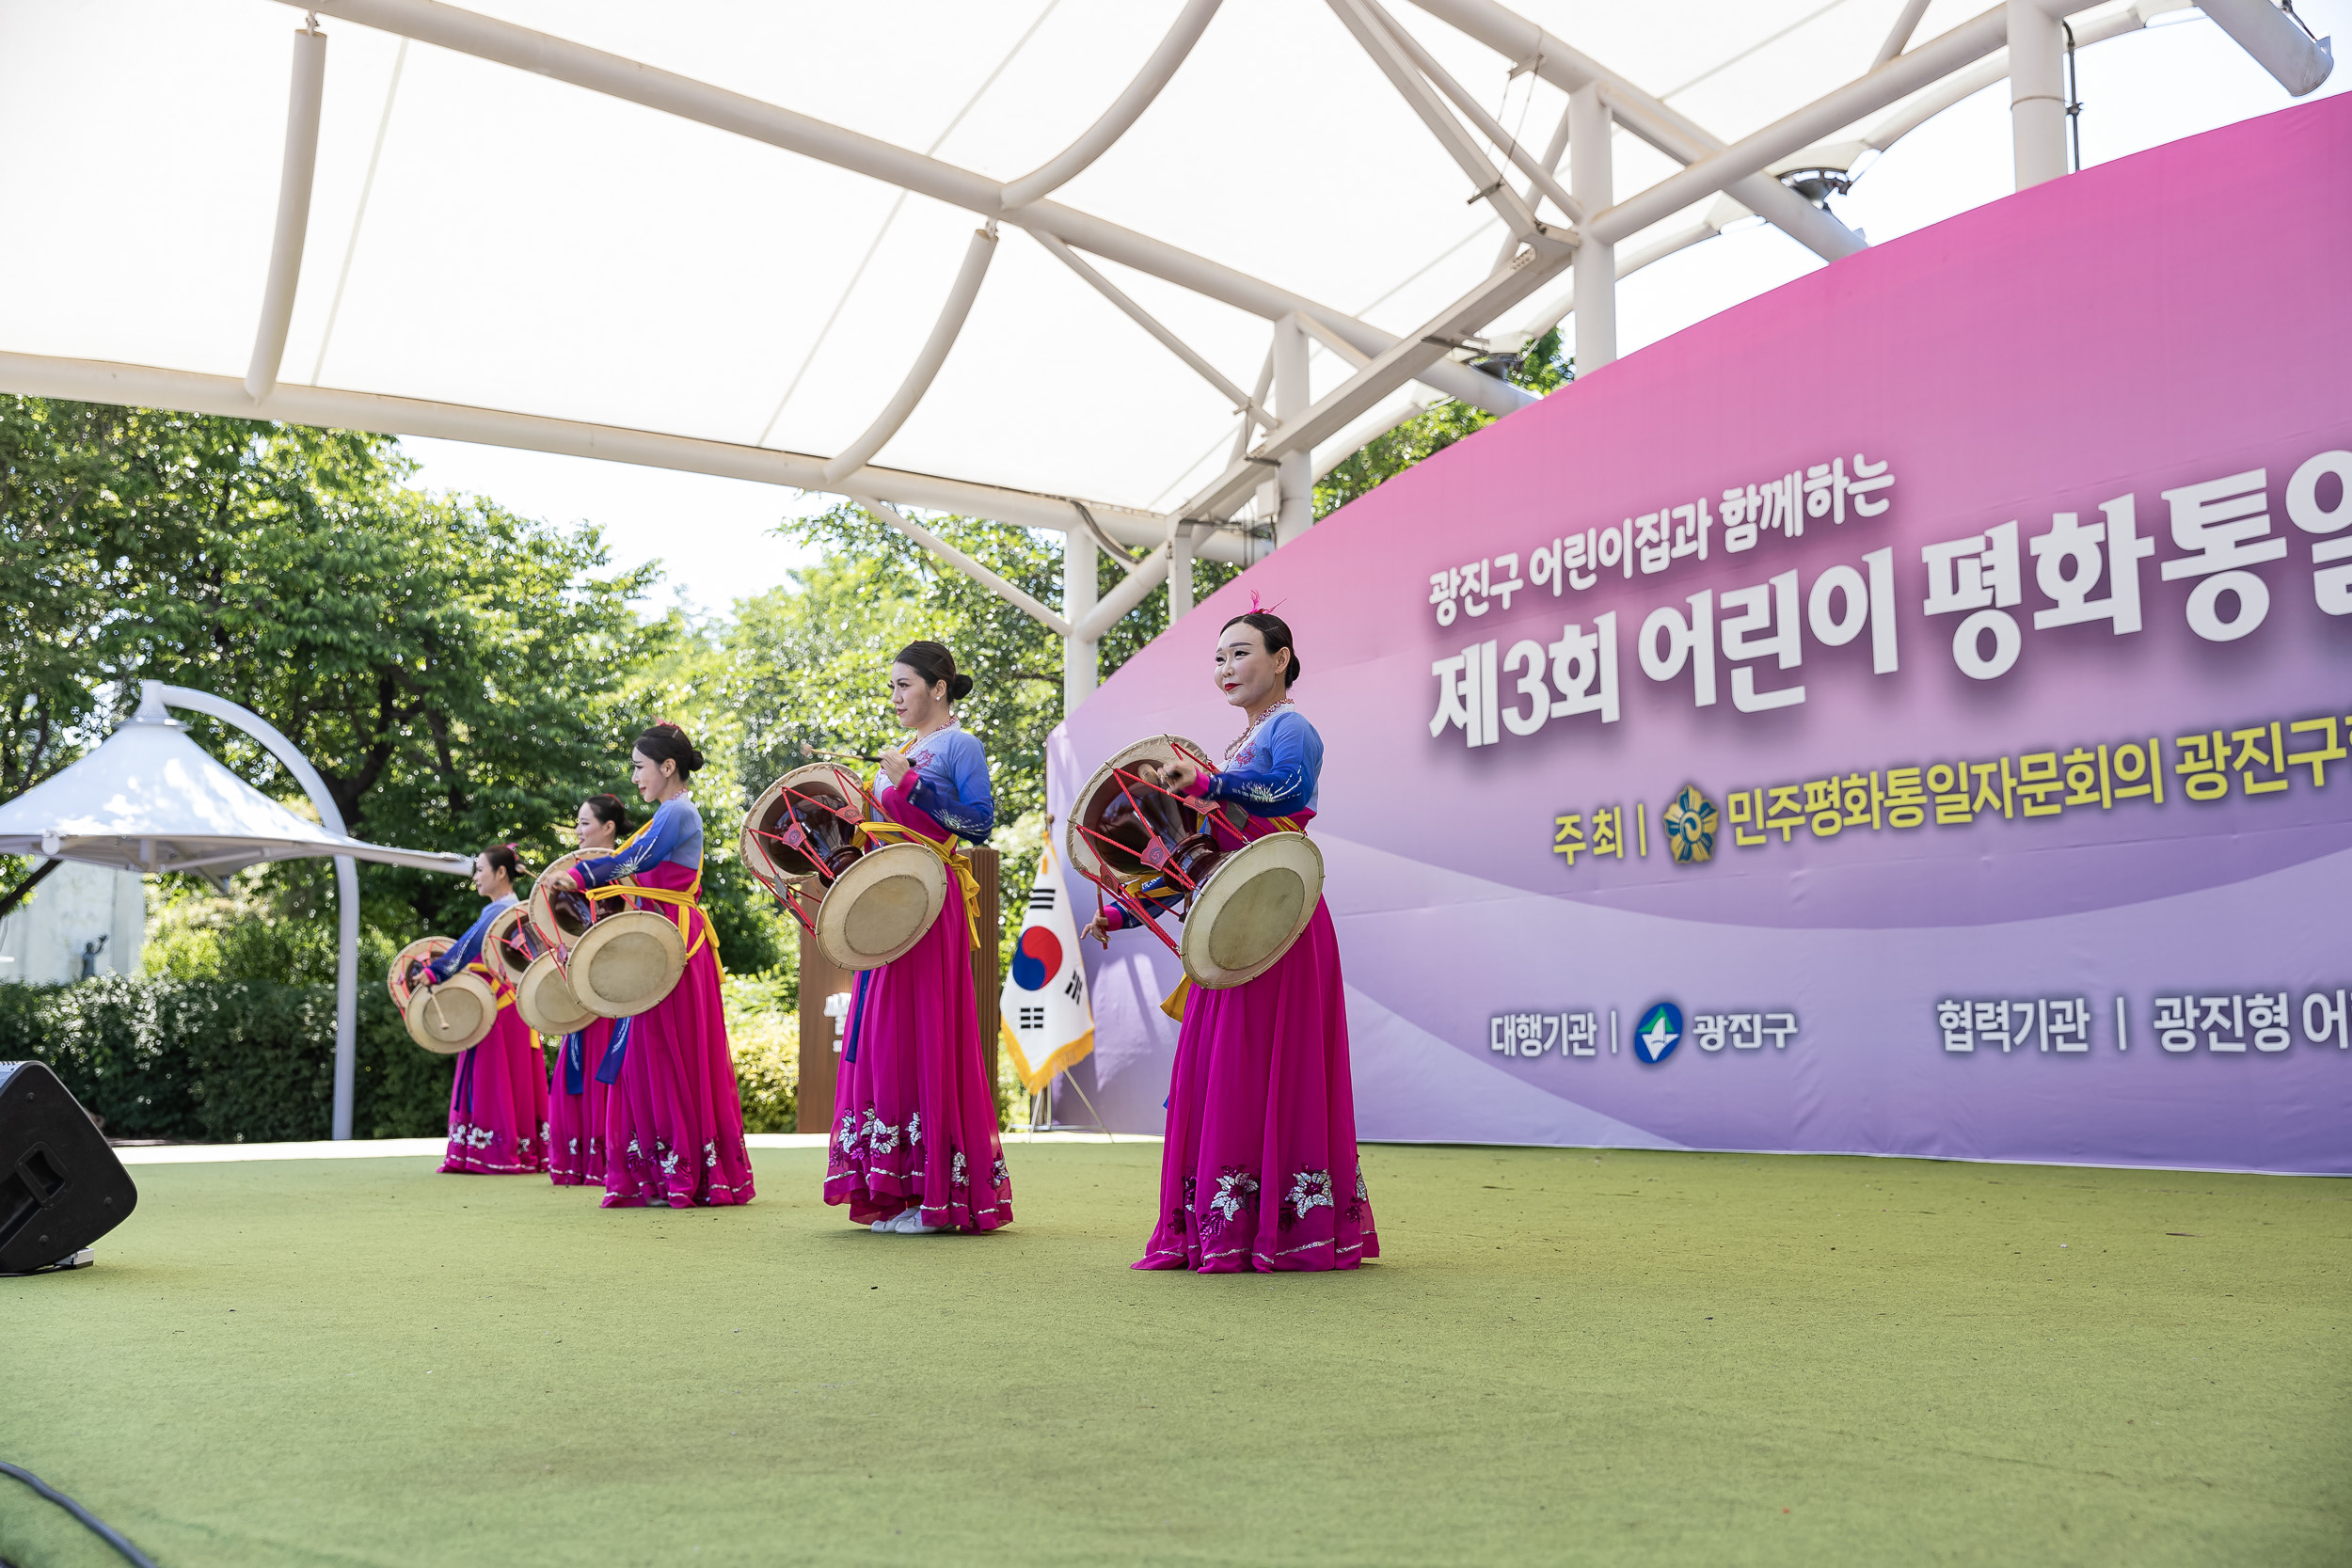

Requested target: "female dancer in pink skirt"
[
  {"left": 1084, "top": 611, "right": 1378, "bottom": 1273},
  {"left": 825, "top": 641, "right": 1013, "bottom": 1234},
  {"left": 429, "top": 845, "right": 549, "bottom": 1175},
  {"left": 547, "top": 793, "right": 628, "bottom": 1187},
  {"left": 566, "top": 724, "right": 755, "bottom": 1209}
]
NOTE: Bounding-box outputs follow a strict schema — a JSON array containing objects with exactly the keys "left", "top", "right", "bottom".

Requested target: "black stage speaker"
[{"left": 0, "top": 1061, "right": 137, "bottom": 1275}]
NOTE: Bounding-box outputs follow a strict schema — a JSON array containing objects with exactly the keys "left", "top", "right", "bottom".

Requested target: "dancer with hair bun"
[
  {"left": 1084, "top": 610, "right": 1377, "bottom": 1272},
  {"left": 825, "top": 641, "right": 1013, "bottom": 1234},
  {"left": 428, "top": 844, "right": 550, "bottom": 1175},
  {"left": 547, "top": 793, "right": 628, "bottom": 1187},
  {"left": 566, "top": 724, "right": 755, "bottom": 1209}
]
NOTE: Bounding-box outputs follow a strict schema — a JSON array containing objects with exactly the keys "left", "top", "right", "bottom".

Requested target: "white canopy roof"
[
  {"left": 0, "top": 711, "right": 475, "bottom": 879},
  {"left": 0, "top": 0, "right": 2330, "bottom": 557}
]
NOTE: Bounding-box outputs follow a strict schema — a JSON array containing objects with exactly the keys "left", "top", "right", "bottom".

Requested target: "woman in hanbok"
[
  {"left": 1084, "top": 611, "right": 1377, "bottom": 1273},
  {"left": 547, "top": 793, "right": 628, "bottom": 1187},
  {"left": 825, "top": 641, "right": 1013, "bottom": 1234},
  {"left": 429, "top": 844, "right": 550, "bottom": 1175},
  {"left": 565, "top": 724, "right": 755, "bottom": 1209}
]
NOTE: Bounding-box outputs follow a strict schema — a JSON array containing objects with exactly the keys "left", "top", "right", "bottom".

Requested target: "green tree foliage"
[
  {"left": 1312, "top": 329, "right": 1571, "bottom": 519},
  {"left": 0, "top": 394, "right": 667, "bottom": 944}
]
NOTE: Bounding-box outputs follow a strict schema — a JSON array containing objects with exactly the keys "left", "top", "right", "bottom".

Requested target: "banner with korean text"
[{"left": 1049, "top": 97, "right": 2352, "bottom": 1174}]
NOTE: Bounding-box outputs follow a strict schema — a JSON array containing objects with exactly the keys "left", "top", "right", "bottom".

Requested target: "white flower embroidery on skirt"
[
  {"left": 990, "top": 1156, "right": 1009, "bottom": 1190},
  {"left": 950, "top": 1150, "right": 968, "bottom": 1188},
  {"left": 861, "top": 1106, "right": 900, "bottom": 1154},
  {"left": 1287, "top": 1168, "right": 1334, "bottom": 1220},
  {"left": 908, "top": 1112, "right": 922, "bottom": 1145},
  {"left": 1210, "top": 1168, "right": 1259, "bottom": 1224}
]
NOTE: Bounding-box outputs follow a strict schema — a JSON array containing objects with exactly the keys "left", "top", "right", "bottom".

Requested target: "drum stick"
[{"left": 799, "top": 741, "right": 882, "bottom": 764}]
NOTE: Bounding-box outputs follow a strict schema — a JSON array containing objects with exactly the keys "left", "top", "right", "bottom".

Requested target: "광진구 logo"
[{"left": 1632, "top": 1002, "right": 1684, "bottom": 1065}]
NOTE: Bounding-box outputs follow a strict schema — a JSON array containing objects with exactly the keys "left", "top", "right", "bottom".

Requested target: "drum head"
[
  {"left": 516, "top": 951, "right": 599, "bottom": 1037},
  {"left": 387, "top": 936, "right": 454, "bottom": 1007},
  {"left": 1180, "top": 832, "right": 1324, "bottom": 990},
  {"left": 403, "top": 972, "right": 497, "bottom": 1053},
  {"left": 1065, "top": 735, "right": 1223, "bottom": 884},
  {"left": 816, "top": 841, "right": 947, "bottom": 972},
  {"left": 530, "top": 849, "right": 603, "bottom": 951},
  {"left": 482, "top": 904, "right": 538, "bottom": 989},
  {"left": 743, "top": 764, "right": 871, "bottom": 887},
  {"left": 567, "top": 909, "right": 688, "bottom": 1020}
]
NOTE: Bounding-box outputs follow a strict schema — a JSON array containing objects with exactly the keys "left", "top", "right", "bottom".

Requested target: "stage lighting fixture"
[{"left": 0, "top": 1060, "right": 137, "bottom": 1276}]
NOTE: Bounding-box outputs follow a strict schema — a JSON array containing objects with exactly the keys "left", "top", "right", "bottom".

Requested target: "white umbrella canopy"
[{"left": 0, "top": 707, "right": 474, "bottom": 879}]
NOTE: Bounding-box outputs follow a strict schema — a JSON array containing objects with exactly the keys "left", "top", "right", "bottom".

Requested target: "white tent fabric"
[
  {"left": 0, "top": 711, "right": 475, "bottom": 879},
  {"left": 0, "top": 0, "right": 2330, "bottom": 549}
]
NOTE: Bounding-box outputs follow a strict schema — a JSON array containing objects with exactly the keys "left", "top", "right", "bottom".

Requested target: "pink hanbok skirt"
[
  {"left": 547, "top": 1017, "right": 612, "bottom": 1186},
  {"left": 1136, "top": 897, "right": 1377, "bottom": 1272},
  {"left": 441, "top": 994, "right": 548, "bottom": 1175},
  {"left": 825, "top": 863, "right": 1012, "bottom": 1231},
  {"left": 599, "top": 863, "right": 755, "bottom": 1209}
]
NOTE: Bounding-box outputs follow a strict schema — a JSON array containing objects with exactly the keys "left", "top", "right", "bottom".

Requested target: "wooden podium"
[{"left": 795, "top": 845, "right": 1000, "bottom": 1133}]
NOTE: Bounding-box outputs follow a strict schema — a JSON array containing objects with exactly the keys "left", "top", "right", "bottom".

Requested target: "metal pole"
[
  {"left": 1064, "top": 531, "right": 1098, "bottom": 711},
  {"left": 1568, "top": 85, "right": 1616, "bottom": 374},
  {"left": 333, "top": 855, "right": 358, "bottom": 1137},
  {"left": 1168, "top": 523, "right": 1194, "bottom": 621},
  {"left": 2008, "top": 0, "right": 2068, "bottom": 189},
  {"left": 1273, "top": 315, "right": 1312, "bottom": 546}
]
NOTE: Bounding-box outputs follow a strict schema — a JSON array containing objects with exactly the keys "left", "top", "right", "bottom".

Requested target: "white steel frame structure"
[{"left": 0, "top": 1, "right": 2331, "bottom": 712}]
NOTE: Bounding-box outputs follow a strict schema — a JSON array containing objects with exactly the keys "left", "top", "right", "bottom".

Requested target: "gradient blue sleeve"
[
  {"left": 1200, "top": 712, "right": 1320, "bottom": 818},
  {"left": 908, "top": 733, "right": 996, "bottom": 843},
  {"left": 429, "top": 903, "right": 501, "bottom": 979},
  {"left": 575, "top": 798, "right": 688, "bottom": 887}
]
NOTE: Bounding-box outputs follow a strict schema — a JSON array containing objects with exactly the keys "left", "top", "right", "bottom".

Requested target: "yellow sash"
[
  {"left": 854, "top": 817, "right": 983, "bottom": 950},
  {"left": 580, "top": 873, "right": 724, "bottom": 982}
]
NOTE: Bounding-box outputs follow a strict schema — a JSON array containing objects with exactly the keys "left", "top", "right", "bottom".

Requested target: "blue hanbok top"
[
  {"left": 895, "top": 723, "right": 995, "bottom": 844},
  {"left": 429, "top": 894, "right": 517, "bottom": 980},
  {"left": 574, "top": 795, "right": 703, "bottom": 887},
  {"left": 1198, "top": 705, "right": 1320, "bottom": 818}
]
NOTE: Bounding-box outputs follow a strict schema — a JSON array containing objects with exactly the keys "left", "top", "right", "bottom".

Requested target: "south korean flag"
[{"left": 998, "top": 841, "right": 1095, "bottom": 1095}]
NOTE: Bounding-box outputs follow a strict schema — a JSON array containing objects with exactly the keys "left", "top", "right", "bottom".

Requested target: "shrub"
[
  {"left": 0, "top": 974, "right": 800, "bottom": 1144},
  {"left": 723, "top": 975, "right": 797, "bottom": 1134}
]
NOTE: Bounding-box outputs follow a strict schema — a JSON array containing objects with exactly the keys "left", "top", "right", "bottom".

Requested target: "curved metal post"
[
  {"left": 2200, "top": 0, "right": 2334, "bottom": 97},
  {"left": 246, "top": 23, "right": 328, "bottom": 402},
  {"left": 142, "top": 681, "right": 360, "bottom": 1139},
  {"left": 821, "top": 227, "right": 997, "bottom": 484},
  {"left": 999, "top": 0, "right": 1223, "bottom": 209}
]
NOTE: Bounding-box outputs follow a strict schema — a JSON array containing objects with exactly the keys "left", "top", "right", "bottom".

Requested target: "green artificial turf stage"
[{"left": 3, "top": 1143, "right": 2346, "bottom": 1568}]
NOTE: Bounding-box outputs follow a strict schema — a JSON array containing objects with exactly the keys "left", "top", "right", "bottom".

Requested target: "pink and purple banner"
[{"left": 1050, "top": 96, "right": 2352, "bottom": 1175}]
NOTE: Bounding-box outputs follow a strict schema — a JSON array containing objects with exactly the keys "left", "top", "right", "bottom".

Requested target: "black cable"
[{"left": 0, "top": 1461, "right": 160, "bottom": 1568}]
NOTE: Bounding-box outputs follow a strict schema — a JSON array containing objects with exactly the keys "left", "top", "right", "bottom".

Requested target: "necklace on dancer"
[{"left": 1226, "top": 698, "right": 1294, "bottom": 761}]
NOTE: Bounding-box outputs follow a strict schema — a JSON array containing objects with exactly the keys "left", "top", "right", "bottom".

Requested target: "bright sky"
[{"left": 399, "top": 7, "right": 2348, "bottom": 620}]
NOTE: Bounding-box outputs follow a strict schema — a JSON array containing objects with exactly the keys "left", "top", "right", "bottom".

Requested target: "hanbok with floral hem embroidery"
[
  {"left": 1114, "top": 704, "right": 1377, "bottom": 1273},
  {"left": 431, "top": 894, "right": 549, "bottom": 1176},
  {"left": 823, "top": 721, "right": 1013, "bottom": 1231},
  {"left": 569, "top": 797, "right": 755, "bottom": 1209}
]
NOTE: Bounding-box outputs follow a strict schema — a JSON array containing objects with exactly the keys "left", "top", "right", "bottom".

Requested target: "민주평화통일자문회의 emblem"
[{"left": 1664, "top": 785, "right": 1717, "bottom": 865}]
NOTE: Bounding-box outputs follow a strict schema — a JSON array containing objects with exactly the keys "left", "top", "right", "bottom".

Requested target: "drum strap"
[{"left": 853, "top": 820, "right": 983, "bottom": 949}]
